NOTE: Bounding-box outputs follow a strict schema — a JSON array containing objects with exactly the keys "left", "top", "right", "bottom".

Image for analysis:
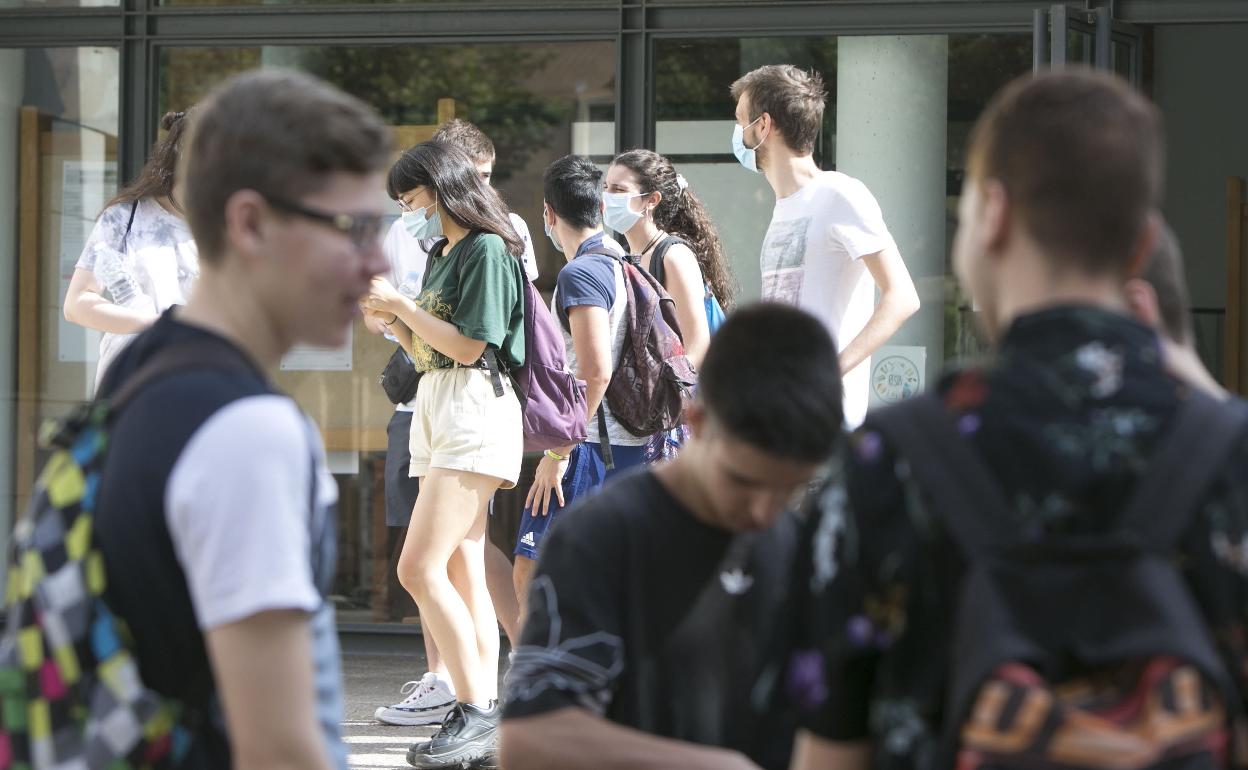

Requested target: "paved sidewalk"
[
  {"left": 342, "top": 643, "right": 509, "bottom": 770},
  {"left": 343, "top": 650, "right": 434, "bottom": 770}
]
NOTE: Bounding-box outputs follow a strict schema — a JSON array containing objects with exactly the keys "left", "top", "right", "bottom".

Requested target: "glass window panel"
[
  {"left": 158, "top": 0, "right": 611, "bottom": 9},
  {"left": 1068, "top": 28, "right": 1095, "bottom": 65},
  {"left": 1, "top": 46, "right": 119, "bottom": 568},
  {"left": 0, "top": 0, "right": 115, "bottom": 8},
  {"left": 1113, "top": 39, "right": 1134, "bottom": 79},
  {"left": 161, "top": 41, "right": 614, "bottom": 626},
  {"left": 654, "top": 33, "right": 1030, "bottom": 393}
]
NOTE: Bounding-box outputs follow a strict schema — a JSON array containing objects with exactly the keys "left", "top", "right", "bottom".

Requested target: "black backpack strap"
[
  {"left": 868, "top": 394, "right": 1018, "bottom": 556},
  {"left": 597, "top": 405, "right": 614, "bottom": 471},
  {"left": 648, "top": 235, "right": 687, "bottom": 288},
  {"left": 120, "top": 199, "right": 139, "bottom": 250},
  {"left": 1118, "top": 392, "right": 1248, "bottom": 547},
  {"left": 108, "top": 338, "right": 255, "bottom": 415}
]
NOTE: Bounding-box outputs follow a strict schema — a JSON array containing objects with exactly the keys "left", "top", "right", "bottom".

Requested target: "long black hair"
[
  {"left": 387, "top": 140, "right": 524, "bottom": 257},
  {"left": 611, "top": 148, "right": 737, "bottom": 308},
  {"left": 104, "top": 110, "right": 192, "bottom": 212}
]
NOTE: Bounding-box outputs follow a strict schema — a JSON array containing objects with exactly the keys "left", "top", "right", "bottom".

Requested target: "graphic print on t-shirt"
[
  {"left": 761, "top": 217, "right": 810, "bottom": 305},
  {"left": 507, "top": 575, "right": 625, "bottom": 716},
  {"left": 410, "top": 290, "right": 455, "bottom": 371}
]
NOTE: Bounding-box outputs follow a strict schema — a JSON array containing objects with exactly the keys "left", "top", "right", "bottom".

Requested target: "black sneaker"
[{"left": 407, "top": 700, "right": 500, "bottom": 769}]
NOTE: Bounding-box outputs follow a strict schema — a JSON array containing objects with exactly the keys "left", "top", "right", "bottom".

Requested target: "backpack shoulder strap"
[
  {"left": 868, "top": 394, "right": 1018, "bottom": 556},
  {"left": 107, "top": 337, "right": 256, "bottom": 415},
  {"left": 582, "top": 244, "right": 628, "bottom": 262},
  {"left": 1118, "top": 392, "right": 1248, "bottom": 547},
  {"left": 121, "top": 199, "right": 139, "bottom": 250},
  {"left": 649, "top": 235, "right": 687, "bottom": 287}
]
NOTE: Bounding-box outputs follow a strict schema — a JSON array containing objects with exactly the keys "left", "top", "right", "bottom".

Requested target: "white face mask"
[
  {"left": 732, "top": 115, "right": 765, "bottom": 173},
  {"left": 543, "top": 213, "right": 564, "bottom": 254},
  {"left": 602, "top": 190, "right": 647, "bottom": 234},
  {"left": 401, "top": 192, "right": 443, "bottom": 240}
]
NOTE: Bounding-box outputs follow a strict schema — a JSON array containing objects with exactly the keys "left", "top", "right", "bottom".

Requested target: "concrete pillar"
[
  {"left": 0, "top": 48, "right": 25, "bottom": 567},
  {"left": 836, "top": 35, "right": 948, "bottom": 391}
]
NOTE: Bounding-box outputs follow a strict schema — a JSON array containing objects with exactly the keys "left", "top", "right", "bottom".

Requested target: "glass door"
[{"left": 1034, "top": 4, "right": 1143, "bottom": 85}]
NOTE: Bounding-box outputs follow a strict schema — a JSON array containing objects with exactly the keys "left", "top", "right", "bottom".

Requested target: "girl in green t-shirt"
[{"left": 363, "top": 140, "right": 526, "bottom": 765}]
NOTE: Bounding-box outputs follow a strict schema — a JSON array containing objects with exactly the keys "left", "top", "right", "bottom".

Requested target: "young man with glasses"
[{"left": 91, "top": 70, "right": 392, "bottom": 770}]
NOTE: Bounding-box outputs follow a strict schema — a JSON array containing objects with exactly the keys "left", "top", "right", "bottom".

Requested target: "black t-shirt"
[
  {"left": 503, "top": 469, "right": 801, "bottom": 770},
  {"left": 93, "top": 311, "right": 343, "bottom": 768}
]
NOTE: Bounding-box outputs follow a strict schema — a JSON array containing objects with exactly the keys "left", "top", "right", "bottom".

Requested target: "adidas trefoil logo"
[
  {"left": 720, "top": 568, "right": 754, "bottom": 595},
  {"left": 520, "top": 531, "right": 536, "bottom": 547}
]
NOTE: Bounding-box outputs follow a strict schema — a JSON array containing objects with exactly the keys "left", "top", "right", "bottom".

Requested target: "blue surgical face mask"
[
  {"left": 602, "top": 191, "right": 646, "bottom": 234},
  {"left": 544, "top": 215, "right": 564, "bottom": 254},
  {"left": 402, "top": 199, "right": 443, "bottom": 241},
  {"left": 732, "top": 116, "right": 765, "bottom": 173}
]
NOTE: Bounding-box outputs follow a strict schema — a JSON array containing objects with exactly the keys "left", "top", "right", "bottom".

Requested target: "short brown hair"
[
  {"left": 432, "top": 119, "right": 495, "bottom": 164},
  {"left": 730, "top": 65, "right": 826, "bottom": 155},
  {"left": 182, "top": 69, "right": 393, "bottom": 262},
  {"left": 1142, "top": 222, "right": 1193, "bottom": 345},
  {"left": 967, "top": 69, "right": 1165, "bottom": 275}
]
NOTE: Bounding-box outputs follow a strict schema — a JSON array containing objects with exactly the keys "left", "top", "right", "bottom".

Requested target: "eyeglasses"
[
  {"left": 264, "top": 195, "right": 386, "bottom": 251},
  {"left": 397, "top": 192, "right": 434, "bottom": 215}
]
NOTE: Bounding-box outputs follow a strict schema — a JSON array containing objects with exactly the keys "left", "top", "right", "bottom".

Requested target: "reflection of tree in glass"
[
  {"left": 948, "top": 35, "right": 1031, "bottom": 120},
  {"left": 161, "top": 48, "right": 261, "bottom": 117},
  {"left": 306, "top": 45, "right": 567, "bottom": 184}
]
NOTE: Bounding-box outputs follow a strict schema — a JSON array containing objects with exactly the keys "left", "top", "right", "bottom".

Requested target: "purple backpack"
[
  {"left": 513, "top": 277, "right": 589, "bottom": 451},
  {"left": 452, "top": 231, "right": 588, "bottom": 452}
]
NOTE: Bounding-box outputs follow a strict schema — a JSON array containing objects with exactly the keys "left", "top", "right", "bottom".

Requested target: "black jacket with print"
[{"left": 788, "top": 306, "right": 1248, "bottom": 769}]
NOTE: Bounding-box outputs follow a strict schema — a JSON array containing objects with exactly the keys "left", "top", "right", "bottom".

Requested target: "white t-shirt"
[
  {"left": 760, "top": 171, "right": 896, "bottom": 428},
  {"left": 163, "top": 395, "right": 347, "bottom": 769},
  {"left": 509, "top": 212, "right": 539, "bottom": 283},
  {"left": 381, "top": 214, "right": 538, "bottom": 412},
  {"left": 77, "top": 198, "right": 198, "bottom": 391}
]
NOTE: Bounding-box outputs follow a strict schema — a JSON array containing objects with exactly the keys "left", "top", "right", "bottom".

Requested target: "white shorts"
[{"left": 409, "top": 367, "right": 523, "bottom": 488}]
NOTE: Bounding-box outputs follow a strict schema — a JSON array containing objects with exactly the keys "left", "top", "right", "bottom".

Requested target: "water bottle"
[{"left": 94, "top": 246, "right": 146, "bottom": 309}]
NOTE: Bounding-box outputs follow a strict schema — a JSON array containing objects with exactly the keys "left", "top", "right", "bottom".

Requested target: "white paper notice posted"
[{"left": 280, "top": 326, "right": 353, "bottom": 371}]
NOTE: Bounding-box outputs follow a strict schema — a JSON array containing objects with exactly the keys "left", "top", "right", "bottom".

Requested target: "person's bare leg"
[
  {"left": 448, "top": 520, "right": 499, "bottom": 700},
  {"left": 422, "top": 626, "right": 447, "bottom": 680},
  {"left": 397, "top": 468, "right": 500, "bottom": 705},
  {"left": 485, "top": 540, "right": 521, "bottom": 646},
  {"left": 512, "top": 554, "right": 538, "bottom": 629}
]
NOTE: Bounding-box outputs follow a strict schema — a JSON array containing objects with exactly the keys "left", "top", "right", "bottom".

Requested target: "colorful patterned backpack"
[{"left": 0, "top": 343, "right": 241, "bottom": 769}]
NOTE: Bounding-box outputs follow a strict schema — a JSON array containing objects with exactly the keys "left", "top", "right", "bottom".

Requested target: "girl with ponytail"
[{"left": 603, "top": 149, "right": 736, "bottom": 367}]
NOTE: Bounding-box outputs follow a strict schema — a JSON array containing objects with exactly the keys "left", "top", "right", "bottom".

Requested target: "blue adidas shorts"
[{"left": 514, "top": 442, "right": 647, "bottom": 561}]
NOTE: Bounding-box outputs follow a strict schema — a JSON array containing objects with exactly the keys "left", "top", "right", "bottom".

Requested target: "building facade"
[{"left": 2, "top": 0, "right": 1247, "bottom": 630}]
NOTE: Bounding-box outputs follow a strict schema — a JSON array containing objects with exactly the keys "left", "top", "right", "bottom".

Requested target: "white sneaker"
[{"left": 374, "top": 673, "right": 456, "bottom": 726}]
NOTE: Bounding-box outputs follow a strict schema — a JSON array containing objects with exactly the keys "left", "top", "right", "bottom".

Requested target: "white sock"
[{"left": 431, "top": 672, "right": 455, "bottom": 695}]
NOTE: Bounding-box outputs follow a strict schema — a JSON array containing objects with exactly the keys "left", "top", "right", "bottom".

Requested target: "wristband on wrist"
[
  {"left": 544, "top": 448, "right": 567, "bottom": 462},
  {"left": 383, "top": 313, "right": 398, "bottom": 325}
]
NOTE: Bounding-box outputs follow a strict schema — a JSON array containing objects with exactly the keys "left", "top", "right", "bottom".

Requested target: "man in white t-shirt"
[{"left": 730, "top": 64, "right": 919, "bottom": 428}]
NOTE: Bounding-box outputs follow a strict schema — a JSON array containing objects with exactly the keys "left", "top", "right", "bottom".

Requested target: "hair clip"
[{"left": 675, "top": 174, "right": 689, "bottom": 193}]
